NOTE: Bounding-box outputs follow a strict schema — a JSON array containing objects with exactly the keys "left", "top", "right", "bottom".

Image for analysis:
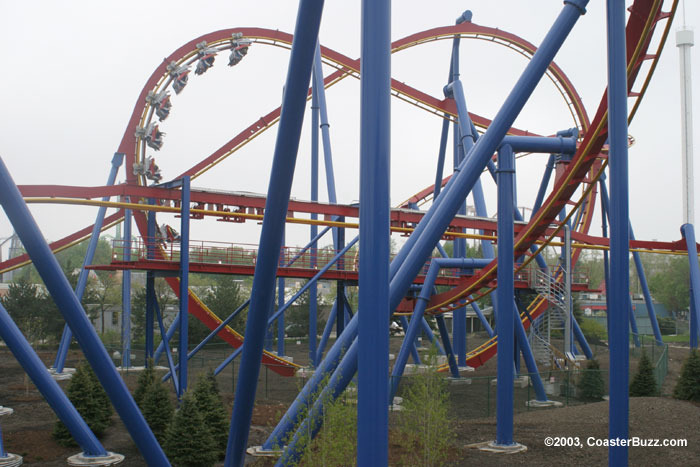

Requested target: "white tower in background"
[{"left": 677, "top": 18, "right": 695, "bottom": 225}]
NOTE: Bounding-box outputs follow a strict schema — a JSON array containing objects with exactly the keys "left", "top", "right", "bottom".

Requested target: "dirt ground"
[{"left": 0, "top": 338, "right": 697, "bottom": 466}]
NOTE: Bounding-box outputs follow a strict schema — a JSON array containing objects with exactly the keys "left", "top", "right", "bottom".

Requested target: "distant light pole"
[{"left": 677, "top": 24, "right": 694, "bottom": 225}]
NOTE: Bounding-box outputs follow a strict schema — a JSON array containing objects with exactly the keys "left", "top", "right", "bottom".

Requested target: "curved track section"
[
  {"left": 1, "top": 0, "right": 677, "bottom": 375},
  {"left": 438, "top": 0, "right": 678, "bottom": 370}
]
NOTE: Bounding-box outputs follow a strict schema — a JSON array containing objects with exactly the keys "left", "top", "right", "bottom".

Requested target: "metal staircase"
[{"left": 528, "top": 268, "right": 567, "bottom": 365}]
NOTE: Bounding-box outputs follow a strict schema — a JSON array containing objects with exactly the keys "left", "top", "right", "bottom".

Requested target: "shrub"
[
  {"left": 300, "top": 383, "right": 357, "bottom": 466},
  {"left": 164, "top": 391, "right": 217, "bottom": 467},
  {"left": 577, "top": 359, "right": 605, "bottom": 401},
  {"left": 674, "top": 349, "right": 700, "bottom": 401},
  {"left": 629, "top": 350, "right": 657, "bottom": 397},
  {"left": 398, "top": 345, "right": 454, "bottom": 466},
  {"left": 83, "top": 364, "right": 113, "bottom": 434},
  {"left": 52, "top": 362, "right": 113, "bottom": 445},
  {"left": 192, "top": 371, "right": 229, "bottom": 458},
  {"left": 133, "top": 361, "right": 156, "bottom": 408},
  {"left": 141, "top": 377, "right": 174, "bottom": 443}
]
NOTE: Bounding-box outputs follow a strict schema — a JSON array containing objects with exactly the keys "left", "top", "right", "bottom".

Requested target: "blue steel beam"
[
  {"left": 178, "top": 176, "right": 191, "bottom": 396},
  {"left": 0, "top": 157, "right": 169, "bottom": 465},
  {"left": 681, "top": 224, "right": 700, "bottom": 348},
  {"left": 496, "top": 144, "right": 516, "bottom": 446},
  {"left": 358, "top": 0, "right": 391, "bottom": 461},
  {"left": 224, "top": 1, "right": 325, "bottom": 463},
  {"left": 267, "top": 0, "right": 589, "bottom": 450},
  {"left": 54, "top": 153, "right": 124, "bottom": 372},
  {"left": 607, "top": 0, "right": 631, "bottom": 464},
  {"left": 308, "top": 71, "right": 320, "bottom": 365},
  {"left": 121, "top": 201, "right": 132, "bottom": 368},
  {"left": 145, "top": 202, "right": 156, "bottom": 363}
]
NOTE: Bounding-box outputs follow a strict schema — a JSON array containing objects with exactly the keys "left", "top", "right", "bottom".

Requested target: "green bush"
[
  {"left": 133, "top": 361, "right": 157, "bottom": 409},
  {"left": 52, "top": 362, "right": 113, "bottom": 445},
  {"left": 629, "top": 350, "right": 657, "bottom": 397},
  {"left": 141, "top": 377, "right": 174, "bottom": 443},
  {"left": 673, "top": 349, "right": 700, "bottom": 402},
  {"left": 192, "top": 371, "right": 229, "bottom": 458},
  {"left": 398, "top": 345, "right": 454, "bottom": 466},
  {"left": 300, "top": 383, "right": 357, "bottom": 466},
  {"left": 164, "top": 391, "right": 217, "bottom": 467},
  {"left": 577, "top": 359, "right": 605, "bottom": 401}
]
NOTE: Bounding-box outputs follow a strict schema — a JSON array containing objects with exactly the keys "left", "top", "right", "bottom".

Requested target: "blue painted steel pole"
[
  {"left": 178, "top": 177, "right": 190, "bottom": 396},
  {"left": 122, "top": 201, "right": 132, "bottom": 368},
  {"left": 154, "top": 312, "right": 179, "bottom": 364},
  {"left": 0, "top": 156, "right": 169, "bottom": 465},
  {"left": 606, "top": 0, "right": 630, "bottom": 463},
  {"left": 54, "top": 153, "right": 124, "bottom": 372},
  {"left": 630, "top": 227, "right": 663, "bottom": 344},
  {"left": 309, "top": 76, "right": 319, "bottom": 364},
  {"left": 435, "top": 315, "right": 460, "bottom": 377},
  {"left": 599, "top": 175, "right": 642, "bottom": 346},
  {"left": 315, "top": 300, "right": 337, "bottom": 362},
  {"left": 313, "top": 42, "right": 338, "bottom": 207},
  {"left": 145, "top": 202, "right": 156, "bottom": 363},
  {"left": 496, "top": 144, "right": 516, "bottom": 446},
  {"left": 358, "top": 0, "right": 390, "bottom": 463},
  {"left": 224, "top": 2, "right": 325, "bottom": 464},
  {"left": 681, "top": 224, "right": 700, "bottom": 347},
  {"left": 0, "top": 302, "right": 107, "bottom": 456}
]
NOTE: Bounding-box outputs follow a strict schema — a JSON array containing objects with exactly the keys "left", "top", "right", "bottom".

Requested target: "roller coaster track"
[{"left": 1, "top": 0, "right": 677, "bottom": 375}]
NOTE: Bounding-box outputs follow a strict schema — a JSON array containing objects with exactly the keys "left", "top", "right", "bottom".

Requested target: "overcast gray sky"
[{"left": 0, "top": 0, "right": 698, "bottom": 256}]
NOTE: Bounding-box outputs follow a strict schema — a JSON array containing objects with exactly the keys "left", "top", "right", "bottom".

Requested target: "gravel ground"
[{"left": 0, "top": 342, "right": 697, "bottom": 466}]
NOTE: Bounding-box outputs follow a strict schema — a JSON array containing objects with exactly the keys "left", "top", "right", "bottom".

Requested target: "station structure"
[{"left": 0, "top": 1, "right": 695, "bottom": 466}]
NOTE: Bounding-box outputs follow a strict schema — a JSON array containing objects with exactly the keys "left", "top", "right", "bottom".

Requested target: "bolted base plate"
[
  {"left": 468, "top": 440, "right": 527, "bottom": 454},
  {"left": 246, "top": 446, "right": 284, "bottom": 457},
  {"left": 66, "top": 451, "right": 125, "bottom": 466},
  {"left": 0, "top": 453, "right": 23, "bottom": 467},
  {"left": 526, "top": 399, "right": 563, "bottom": 408}
]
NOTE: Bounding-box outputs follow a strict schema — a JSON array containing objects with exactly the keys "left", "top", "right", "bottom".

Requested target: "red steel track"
[{"left": 0, "top": 0, "right": 679, "bottom": 374}]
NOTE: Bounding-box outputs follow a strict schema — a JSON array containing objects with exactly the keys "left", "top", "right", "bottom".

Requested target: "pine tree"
[
  {"left": 577, "top": 359, "right": 605, "bottom": 401},
  {"left": 133, "top": 362, "right": 157, "bottom": 409},
  {"left": 673, "top": 349, "right": 700, "bottom": 402},
  {"left": 52, "top": 362, "right": 109, "bottom": 445},
  {"left": 141, "top": 379, "right": 174, "bottom": 443},
  {"left": 192, "top": 371, "right": 229, "bottom": 458},
  {"left": 84, "top": 363, "right": 113, "bottom": 434},
  {"left": 629, "top": 350, "right": 658, "bottom": 397},
  {"left": 164, "top": 391, "right": 217, "bottom": 467}
]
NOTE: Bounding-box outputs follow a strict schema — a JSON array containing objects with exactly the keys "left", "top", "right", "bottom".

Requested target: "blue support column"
[
  {"left": 681, "top": 224, "right": 700, "bottom": 348},
  {"left": 154, "top": 311, "right": 179, "bottom": 364},
  {"left": 606, "top": 0, "right": 631, "bottom": 463},
  {"left": 0, "top": 156, "right": 169, "bottom": 465},
  {"left": 336, "top": 221, "right": 346, "bottom": 336},
  {"left": 54, "top": 153, "right": 124, "bottom": 372},
  {"left": 496, "top": 144, "right": 516, "bottom": 446},
  {"left": 224, "top": 2, "right": 325, "bottom": 463},
  {"left": 178, "top": 177, "right": 190, "bottom": 397},
  {"left": 277, "top": 276, "right": 286, "bottom": 356},
  {"left": 357, "top": 0, "right": 390, "bottom": 463},
  {"left": 122, "top": 201, "right": 132, "bottom": 368},
  {"left": 435, "top": 315, "right": 460, "bottom": 378},
  {"left": 630, "top": 227, "right": 663, "bottom": 344},
  {"left": 309, "top": 81, "right": 319, "bottom": 364},
  {"left": 145, "top": 201, "right": 156, "bottom": 363}
]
